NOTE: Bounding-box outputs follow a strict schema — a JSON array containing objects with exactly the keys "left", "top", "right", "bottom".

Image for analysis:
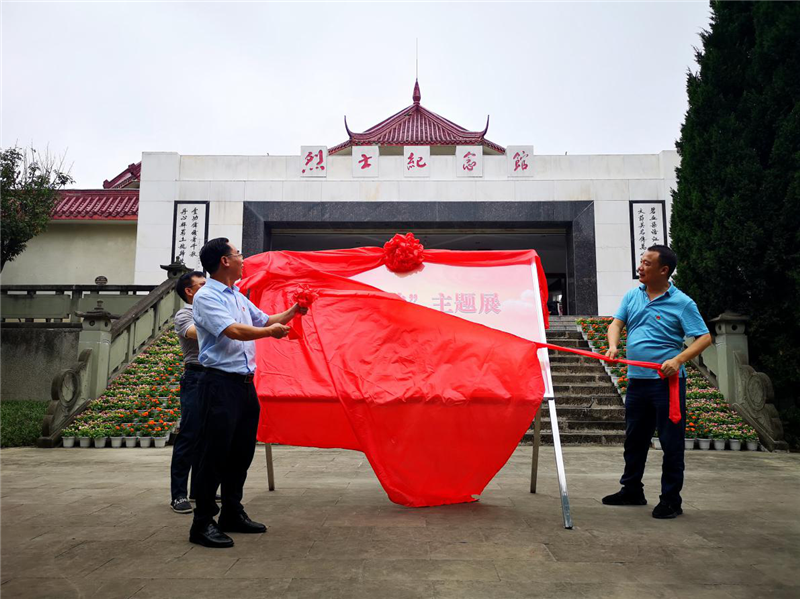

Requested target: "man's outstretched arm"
[{"left": 222, "top": 322, "right": 291, "bottom": 341}]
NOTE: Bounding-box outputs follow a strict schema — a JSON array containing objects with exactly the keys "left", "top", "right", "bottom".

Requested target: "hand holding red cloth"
[{"left": 287, "top": 285, "right": 318, "bottom": 340}]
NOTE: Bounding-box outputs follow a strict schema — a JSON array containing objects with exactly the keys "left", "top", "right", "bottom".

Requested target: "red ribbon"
[{"left": 532, "top": 342, "right": 682, "bottom": 424}]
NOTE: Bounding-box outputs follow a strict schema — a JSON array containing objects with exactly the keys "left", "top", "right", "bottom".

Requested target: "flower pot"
[
  {"left": 728, "top": 439, "right": 741, "bottom": 451},
  {"left": 746, "top": 440, "right": 759, "bottom": 451},
  {"left": 93, "top": 437, "right": 108, "bottom": 448},
  {"left": 138, "top": 436, "right": 153, "bottom": 448},
  {"left": 110, "top": 437, "right": 123, "bottom": 448},
  {"left": 62, "top": 437, "right": 76, "bottom": 448},
  {"left": 124, "top": 436, "right": 138, "bottom": 448},
  {"left": 153, "top": 436, "right": 169, "bottom": 449},
  {"left": 79, "top": 437, "right": 92, "bottom": 448},
  {"left": 698, "top": 438, "right": 711, "bottom": 450},
  {"left": 684, "top": 438, "right": 695, "bottom": 450},
  {"left": 712, "top": 439, "right": 726, "bottom": 451},
  {"left": 652, "top": 438, "right": 662, "bottom": 450}
]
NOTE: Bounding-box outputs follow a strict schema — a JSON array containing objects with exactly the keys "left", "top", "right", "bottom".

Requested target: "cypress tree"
[{"left": 671, "top": 1, "right": 800, "bottom": 440}]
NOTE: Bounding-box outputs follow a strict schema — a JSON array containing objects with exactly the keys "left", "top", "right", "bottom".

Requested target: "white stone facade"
[{"left": 136, "top": 150, "right": 679, "bottom": 315}]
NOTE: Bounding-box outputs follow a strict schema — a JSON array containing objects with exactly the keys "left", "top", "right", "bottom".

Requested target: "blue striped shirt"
[{"left": 192, "top": 277, "right": 269, "bottom": 375}]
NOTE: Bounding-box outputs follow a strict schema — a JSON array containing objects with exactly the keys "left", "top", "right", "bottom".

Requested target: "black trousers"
[
  {"left": 620, "top": 377, "right": 687, "bottom": 506},
  {"left": 169, "top": 368, "right": 204, "bottom": 501},
  {"left": 192, "top": 370, "right": 260, "bottom": 526}
]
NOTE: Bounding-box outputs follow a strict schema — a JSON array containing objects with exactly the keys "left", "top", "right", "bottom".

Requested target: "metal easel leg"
[
  {"left": 265, "top": 443, "right": 275, "bottom": 491},
  {"left": 548, "top": 398, "right": 573, "bottom": 529},
  {"left": 530, "top": 407, "right": 542, "bottom": 493}
]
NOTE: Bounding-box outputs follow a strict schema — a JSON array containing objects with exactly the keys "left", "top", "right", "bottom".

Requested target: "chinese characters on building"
[
  {"left": 352, "top": 146, "right": 379, "bottom": 178},
  {"left": 456, "top": 145, "right": 483, "bottom": 177},
  {"left": 300, "top": 146, "right": 328, "bottom": 177},
  {"left": 629, "top": 201, "right": 667, "bottom": 278},
  {"left": 394, "top": 291, "right": 502, "bottom": 314},
  {"left": 299, "top": 144, "right": 536, "bottom": 177},
  {"left": 507, "top": 145, "right": 534, "bottom": 177},
  {"left": 403, "top": 146, "right": 431, "bottom": 178},
  {"left": 172, "top": 202, "right": 208, "bottom": 272}
]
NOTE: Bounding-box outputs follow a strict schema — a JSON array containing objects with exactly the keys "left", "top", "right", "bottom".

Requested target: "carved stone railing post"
[
  {"left": 161, "top": 260, "right": 190, "bottom": 280},
  {"left": 708, "top": 312, "right": 749, "bottom": 401},
  {"left": 77, "top": 301, "right": 115, "bottom": 401},
  {"left": 708, "top": 311, "right": 786, "bottom": 451}
]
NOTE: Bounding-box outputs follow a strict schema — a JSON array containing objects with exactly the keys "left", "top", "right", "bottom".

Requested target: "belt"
[
  {"left": 205, "top": 367, "right": 255, "bottom": 384},
  {"left": 184, "top": 363, "right": 206, "bottom": 372}
]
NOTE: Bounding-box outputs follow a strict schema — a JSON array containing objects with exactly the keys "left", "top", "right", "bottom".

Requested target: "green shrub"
[{"left": 0, "top": 401, "right": 48, "bottom": 447}]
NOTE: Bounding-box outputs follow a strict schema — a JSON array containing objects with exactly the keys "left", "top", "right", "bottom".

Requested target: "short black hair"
[
  {"left": 176, "top": 271, "right": 204, "bottom": 302},
  {"left": 648, "top": 245, "right": 678, "bottom": 277},
  {"left": 199, "top": 237, "right": 230, "bottom": 275}
]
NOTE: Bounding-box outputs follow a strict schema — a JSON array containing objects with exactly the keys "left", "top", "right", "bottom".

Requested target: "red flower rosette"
[
  {"left": 288, "top": 285, "right": 317, "bottom": 340},
  {"left": 383, "top": 232, "right": 424, "bottom": 273},
  {"left": 293, "top": 284, "right": 318, "bottom": 310}
]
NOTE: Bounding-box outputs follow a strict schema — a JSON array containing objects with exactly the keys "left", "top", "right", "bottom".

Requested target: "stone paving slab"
[{"left": 1, "top": 445, "right": 799, "bottom": 598}]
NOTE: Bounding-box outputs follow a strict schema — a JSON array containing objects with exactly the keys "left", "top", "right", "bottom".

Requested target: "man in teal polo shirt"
[{"left": 603, "top": 245, "right": 712, "bottom": 519}]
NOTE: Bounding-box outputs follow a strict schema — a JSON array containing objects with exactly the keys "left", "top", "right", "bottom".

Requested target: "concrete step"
[
  {"left": 553, "top": 383, "right": 619, "bottom": 396},
  {"left": 544, "top": 330, "right": 583, "bottom": 340},
  {"left": 538, "top": 419, "right": 626, "bottom": 432},
  {"left": 550, "top": 394, "right": 623, "bottom": 407},
  {"left": 541, "top": 405, "right": 627, "bottom": 421},
  {"left": 522, "top": 431, "right": 627, "bottom": 445},
  {"left": 549, "top": 366, "right": 606, "bottom": 376},
  {"left": 552, "top": 373, "right": 613, "bottom": 384},
  {"left": 548, "top": 355, "right": 604, "bottom": 366}
]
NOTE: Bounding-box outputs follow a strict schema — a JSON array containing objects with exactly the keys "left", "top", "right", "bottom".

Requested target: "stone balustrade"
[
  {"left": 690, "top": 312, "right": 786, "bottom": 451},
  {"left": 37, "top": 262, "right": 189, "bottom": 447},
  {"left": 0, "top": 285, "right": 156, "bottom": 323}
]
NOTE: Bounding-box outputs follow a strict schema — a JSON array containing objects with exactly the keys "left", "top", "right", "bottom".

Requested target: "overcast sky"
[{"left": 2, "top": 1, "right": 711, "bottom": 188}]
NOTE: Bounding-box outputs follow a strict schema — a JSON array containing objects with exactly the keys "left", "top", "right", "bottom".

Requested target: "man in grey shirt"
[{"left": 169, "top": 271, "right": 206, "bottom": 513}]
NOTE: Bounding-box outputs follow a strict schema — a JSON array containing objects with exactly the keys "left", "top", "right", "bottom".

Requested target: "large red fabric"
[{"left": 239, "top": 248, "right": 549, "bottom": 507}]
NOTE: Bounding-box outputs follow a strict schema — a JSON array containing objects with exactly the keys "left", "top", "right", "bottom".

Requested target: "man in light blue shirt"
[
  {"left": 602, "top": 245, "right": 712, "bottom": 519},
  {"left": 189, "top": 237, "right": 305, "bottom": 549}
]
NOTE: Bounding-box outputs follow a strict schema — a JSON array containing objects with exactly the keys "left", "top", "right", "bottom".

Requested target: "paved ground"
[{"left": 1, "top": 444, "right": 799, "bottom": 598}]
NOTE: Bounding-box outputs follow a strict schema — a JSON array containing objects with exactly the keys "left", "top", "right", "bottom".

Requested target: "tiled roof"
[
  {"left": 329, "top": 80, "right": 505, "bottom": 155},
  {"left": 53, "top": 190, "right": 139, "bottom": 220},
  {"left": 103, "top": 162, "right": 141, "bottom": 189}
]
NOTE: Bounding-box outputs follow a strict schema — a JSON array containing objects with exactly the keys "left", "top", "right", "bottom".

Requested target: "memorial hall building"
[{"left": 3, "top": 81, "right": 678, "bottom": 316}]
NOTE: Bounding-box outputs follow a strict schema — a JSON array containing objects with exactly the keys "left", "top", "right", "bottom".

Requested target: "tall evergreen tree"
[{"left": 671, "top": 1, "right": 800, "bottom": 432}]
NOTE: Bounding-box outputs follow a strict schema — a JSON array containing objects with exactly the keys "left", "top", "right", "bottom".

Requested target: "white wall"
[
  {"left": 136, "top": 150, "right": 679, "bottom": 313},
  {"left": 1, "top": 222, "right": 137, "bottom": 285}
]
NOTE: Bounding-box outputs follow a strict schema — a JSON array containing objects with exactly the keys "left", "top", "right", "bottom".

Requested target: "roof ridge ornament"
[{"left": 413, "top": 79, "right": 421, "bottom": 104}]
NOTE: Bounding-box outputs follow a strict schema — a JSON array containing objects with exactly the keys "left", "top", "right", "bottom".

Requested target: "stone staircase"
[{"left": 524, "top": 315, "right": 627, "bottom": 445}]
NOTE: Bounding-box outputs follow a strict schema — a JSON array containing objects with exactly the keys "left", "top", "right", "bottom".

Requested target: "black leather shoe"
[
  {"left": 602, "top": 489, "right": 647, "bottom": 506},
  {"left": 652, "top": 501, "right": 683, "bottom": 519},
  {"left": 218, "top": 511, "right": 267, "bottom": 534},
  {"left": 189, "top": 521, "right": 234, "bottom": 548}
]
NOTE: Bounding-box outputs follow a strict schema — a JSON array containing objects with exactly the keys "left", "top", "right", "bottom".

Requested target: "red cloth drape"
[{"left": 239, "top": 248, "right": 550, "bottom": 507}]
